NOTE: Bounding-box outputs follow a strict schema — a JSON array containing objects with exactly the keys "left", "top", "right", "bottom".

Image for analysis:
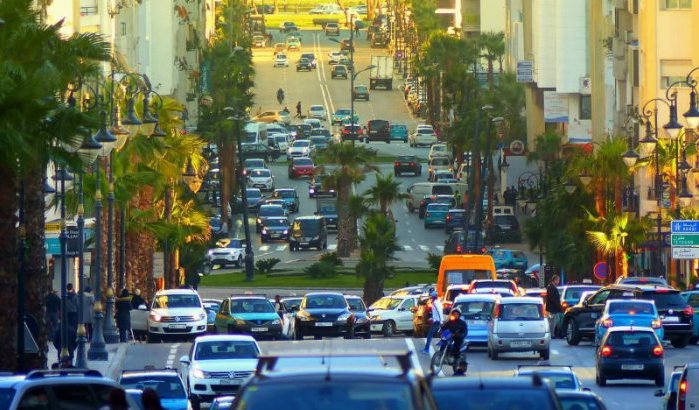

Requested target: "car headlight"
[
  {"left": 262, "top": 229, "right": 268, "bottom": 234},
  {"left": 257, "top": 218, "right": 262, "bottom": 224},
  {"left": 283, "top": 229, "right": 289, "bottom": 234},
  {"left": 192, "top": 368, "right": 209, "bottom": 379},
  {"left": 337, "top": 313, "right": 351, "bottom": 322},
  {"left": 197, "top": 313, "right": 206, "bottom": 321},
  {"left": 371, "top": 315, "right": 381, "bottom": 321},
  {"left": 312, "top": 236, "right": 319, "bottom": 240},
  {"left": 297, "top": 313, "right": 311, "bottom": 321},
  {"left": 149, "top": 312, "right": 162, "bottom": 322},
  {"left": 272, "top": 319, "right": 281, "bottom": 325},
  {"left": 207, "top": 250, "right": 213, "bottom": 256}
]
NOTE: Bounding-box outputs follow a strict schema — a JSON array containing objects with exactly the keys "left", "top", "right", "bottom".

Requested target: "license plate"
[
  {"left": 300, "top": 242, "right": 309, "bottom": 246},
  {"left": 271, "top": 234, "right": 281, "bottom": 238},
  {"left": 254, "top": 184, "right": 265, "bottom": 188},
  {"left": 315, "top": 322, "right": 333, "bottom": 327},
  {"left": 169, "top": 324, "right": 186, "bottom": 329},
  {"left": 219, "top": 379, "right": 234, "bottom": 385},
  {"left": 621, "top": 364, "right": 644, "bottom": 371},
  {"left": 251, "top": 327, "right": 268, "bottom": 332},
  {"left": 510, "top": 341, "right": 531, "bottom": 347},
  {"left": 662, "top": 316, "right": 680, "bottom": 323}
]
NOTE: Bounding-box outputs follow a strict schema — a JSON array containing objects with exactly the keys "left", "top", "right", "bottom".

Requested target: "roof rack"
[
  {"left": 229, "top": 293, "right": 267, "bottom": 298},
  {"left": 255, "top": 351, "right": 414, "bottom": 376},
  {"left": 517, "top": 364, "right": 573, "bottom": 370},
  {"left": 26, "top": 369, "right": 103, "bottom": 379},
  {"left": 121, "top": 366, "right": 176, "bottom": 374}
]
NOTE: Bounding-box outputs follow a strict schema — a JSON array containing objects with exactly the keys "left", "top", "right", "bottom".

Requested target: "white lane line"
[
  {"left": 435, "top": 245, "right": 444, "bottom": 251},
  {"left": 166, "top": 343, "right": 181, "bottom": 368},
  {"left": 259, "top": 245, "right": 270, "bottom": 252},
  {"left": 402, "top": 245, "right": 413, "bottom": 251},
  {"left": 328, "top": 243, "right": 337, "bottom": 250},
  {"left": 404, "top": 338, "right": 424, "bottom": 376},
  {"left": 276, "top": 245, "right": 287, "bottom": 251},
  {"left": 418, "top": 245, "right": 430, "bottom": 252}
]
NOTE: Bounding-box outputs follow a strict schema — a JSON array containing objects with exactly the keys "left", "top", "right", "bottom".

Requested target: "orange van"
[{"left": 436, "top": 254, "right": 497, "bottom": 297}]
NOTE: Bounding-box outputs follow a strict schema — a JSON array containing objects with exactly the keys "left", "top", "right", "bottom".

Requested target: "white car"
[
  {"left": 303, "top": 118, "right": 323, "bottom": 129},
  {"left": 428, "top": 143, "right": 452, "bottom": 162},
  {"left": 269, "top": 133, "right": 290, "bottom": 151},
  {"left": 278, "top": 110, "right": 291, "bottom": 124},
  {"left": 147, "top": 288, "right": 208, "bottom": 343},
  {"left": 286, "top": 139, "right": 312, "bottom": 159},
  {"left": 207, "top": 238, "right": 245, "bottom": 268},
  {"left": 328, "top": 51, "right": 344, "bottom": 64},
  {"left": 274, "top": 53, "right": 289, "bottom": 67},
  {"left": 246, "top": 168, "right": 275, "bottom": 191},
  {"left": 488, "top": 296, "right": 550, "bottom": 360},
  {"left": 180, "top": 335, "right": 260, "bottom": 408},
  {"left": 367, "top": 295, "right": 419, "bottom": 337},
  {"left": 308, "top": 105, "right": 327, "bottom": 120},
  {"left": 409, "top": 125, "right": 439, "bottom": 147}
]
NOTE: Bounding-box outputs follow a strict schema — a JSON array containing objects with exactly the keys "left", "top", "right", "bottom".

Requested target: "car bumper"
[
  {"left": 261, "top": 231, "right": 289, "bottom": 241},
  {"left": 663, "top": 324, "right": 693, "bottom": 339},
  {"left": 296, "top": 321, "right": 351, "bottom": 336},
  {"left": 249, "top": 182, "right": 274, "bottom": 190},
  {"left": 289, "top": 238, "right": 322, "bottom": 249},
  {"left": 149, "top": 320, "right": 208, "bottom": 336},
  {"left": 466, "top": 331, "right": 489, "bottom": 345},
  {"left": 225, "top": 323, "right": 283, "bottom": 338},
  {"left": 189, "top": 377, "right": 247, "bottom": 401},
  {"left": 415, "top": 138, "right": 438, "bottom": 146},
  {"left": 395, "top": 166, "right": 420, "bottom": 173},
  {"left": 597, "top": 358, "right": 664, "bottom": 380},
  {"left": 425, "top": 218, "right": 446, "bottom": 226},
  {"left": 489, "top": 334, "right": 551, "bottom": 352},
  {"left": 207, "top": 255, "right": 241, "bottom": 264}
]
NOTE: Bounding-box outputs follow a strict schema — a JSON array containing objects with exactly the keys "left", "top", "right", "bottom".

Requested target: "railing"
[{"left": 81, "top": 6, "right": 98, "bottom": 16}]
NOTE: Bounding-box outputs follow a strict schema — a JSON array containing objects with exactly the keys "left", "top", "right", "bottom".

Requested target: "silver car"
[{"left": 488, "top": 296, "right": 550, "bottom": 360}]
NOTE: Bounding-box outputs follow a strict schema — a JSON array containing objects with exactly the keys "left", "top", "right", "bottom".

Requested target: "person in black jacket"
[
  {"left": 131, "top": 289, "right": 146, "bottom": 310},
  {"left": 546, "top": 275, "right": 563, "bottom": 338},
  {"left": 115, "top": 289, "right": 132, "bottom": 342},
  {"left": 442, "top": 308, "right": 467, "bottom": 359}
]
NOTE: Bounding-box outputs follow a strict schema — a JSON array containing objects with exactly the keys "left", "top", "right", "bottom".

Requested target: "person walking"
[
  {"left": 273, "top": 295, "right": 284, "bottom": 317},
  {"left": 131, "top": 288, "right": 146, "bottom": 309},
  {"left": 115, "top": 288, "right": 132, "bottom": 343},
  {"left": 295, "top": 101, "right": 302, "bottom": 118},
  {"left": 65, "top": 283, "right": 78, "bottom": 328},
  {"left": 82, "top": 286, "right": 95, "bottom": 340},
  {"left": 422, "top": 291, "right": 444, "bottom": 353},
  {"left": 546, "top": 274, "right": 563, "bottom": 338},
  {"left": 45, "top": 289, "right": 61, "bottom": 341},
  {"left": 53, "top": 322, "right": 77, "bottom": 363}
]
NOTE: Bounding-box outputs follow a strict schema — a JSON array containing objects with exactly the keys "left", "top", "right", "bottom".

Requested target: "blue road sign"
[{"left": 671, "top": 220, "right": 699, "bottom": 233}]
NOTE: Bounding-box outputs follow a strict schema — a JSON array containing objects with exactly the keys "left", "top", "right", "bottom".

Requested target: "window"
[
  {"left": 579, "top": 95, "right": 591, "bottom": 120},
  {"left": 52, "top": 385, "right": 97, "bottom": 410},
  {"left": 18, "top": 387, "right": 48, "bottom": 410},
  {"left": 664, "top": 0, "right": 692, "bottom": 9},
  {"left": 589, "top": 290, "right": 610, "bottom": 305},
  {"left": 660, "top": 59, "right": 692, "bottom": 88},
  {"left": 687, "top": 294, "right": 699, "bottom": 308}
]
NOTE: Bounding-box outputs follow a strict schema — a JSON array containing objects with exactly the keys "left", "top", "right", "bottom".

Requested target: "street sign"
[
  {"left": 671, "top": 234, "right": 699, "bottom": 246},
  {"left": 672, "top": 247, "right": 699, "bottom": 259},
  {"left": 671, "top": 220, "right": 699, "bottom": 233},
  {"left": 593, "top": 262, "right": 608, "bottom": 280}
]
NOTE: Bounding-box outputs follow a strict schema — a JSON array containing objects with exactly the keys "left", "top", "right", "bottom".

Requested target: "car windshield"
[
  {"left": 563, "top": 287, "right": 600, "bottom": 301},
  {"left": 434, "top": 388, "right": 552, "bottom": 410},
  {"left": 621, "top": 277, "right": 667, "bottom": 285},
  {"left": 250, "top": 169, "right": 271, "bottom": 178},
  {"left": 238, "top": 381, "right": 415, "bottom": 410},
  {"left": 153, "top": 294, "right": 201, "bottom": 309},
  {"left": 398, "top": 156, "right": 416, "bottom": 162},
  {"left": 559, "top": 396, "right": 604, "bottom": 410},
  {"left": 518, "top": 372, "right": 576, "bottom": 390},
  {"left": 494, "top": 215, "right": 518, "bottom": 226},
  {"left": 226, "top": 239, "right": 243, "bottom": 249},
  {"left": 417, "top": 127, "right": 434, "bottom": 134},
  {"left": 640, "top": 291, "right": 687, "bottom": 309},
  {"left": 276, "top": 190, "right": 295, "bottom": 198},
  {"left": 432, "top": 145, "right": 447, "bottom": 152},
  {"left": 245, "top": 160, "right": 264, "bottom": 168},
  {"left": 293, "top": 140, "right": 310, "bottom": 148},
  {"left": 273, "top": 136, "right": 287, "bottom": 144},
  {"left": 294, "top": 158, "right": 313, "bottom": 166},
  {"left": 433, "top": 185, "right": 453, "bottom": 195},
  {"left": 293, "top": 219, "right": 319, "bottom": 232},
  {"left": 606, "top": 330, "right": 657, "bottom": 346},
  {"left": 431, "top": 158, "right": 450, "bottom": 165},
  {"left": 310, "top": 106, "right": 324, "bottom": 112},
  {"left": 453, "top": 301, "right": 494, "bottom": 319},
  {"left": 499, "top": 303, "right": 542, "bottom": 321},
  {"left": 194, "top": 341, "right": 259, "bottom": 360},
  {"left": 304, "top": 295, "right": 347, "bottom": 309},
  {"left": 336, "top": 109, "right": 351, "bottom": 115},
  {"left": 246, "top": 189, "right": 262, "bottom": 199},
  {"left": 282, "top": 298, "right": 302, "bottom": 309},
  {"left": 260, "top": 206, "right": 284, "bottom": 217},
  {"left": 0, "top": 389, "right": 14, "bottom": 409},
  {"left": 445, "top": 270, "right": 493, "bottom": 287},
  {"left": 427, "top": 204, "right": 449, "bottom": 212},
  {"left": 370, "top": 297, "right": 403, "bottom": 310},
  {"left": 310, "top": 136, "right": 326, "bottom": 144},
  {"left": 230, "top": 298, "right": 276, "bottom": 314},
  {"left": 347, "top": 298, "right": 366, "bottom": 311},
  {"left": 449, "top": 211, "right": 466, "bottom": 217},
  {"left": 355, "top": 86, "right": 368, "bottom": 92},
  {"left": 266, "top": 218, "right": 289, "bottom": 227},
  {"left": 120, "top": 376, "right": 186, "bottom": 399},
  {"left": 392, "top": 125, "right": 407, "bottom": 131},
  {"left": 608, "top": 301, "right": 655, "bottom": 314},
  {"left": 319, "top": 204, "right": 336, "bottom": 213},
  {"left": 473, "top": 281, "right": 511, "bottom": 290}
]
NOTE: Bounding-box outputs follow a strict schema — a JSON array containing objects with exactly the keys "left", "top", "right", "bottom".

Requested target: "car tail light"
[
  {"left": 601, "top": 318, "right": 614, "bottom": 328},
  {"left": 652, "top": 319, "right": 662, "bottom": 329},
  {"left": 410, "top": 162, "right": 416, "bottom": 166},
  {"left": 456, "top": 245, "right": 463, "bottom": 253},
  {"left": 600, "top": 345, "right": 612, "bottom": 357},
  {"left": 683, "top": 306, "right": 693, "bottom": 316},
  {"left": 652, "top": 345, "right": 664, "bottom": 357},
  {"left": 446, "top": 215, "right": 452, "bottom": 222},
  {"left": 679, "top": 380, "right": 688, "bottom": 410},
  {"left": 394, "top": 161, "right": 400, "bottom": 167},
  {"left": 561, "top": 301, "right": 568, "bottom": 309}
]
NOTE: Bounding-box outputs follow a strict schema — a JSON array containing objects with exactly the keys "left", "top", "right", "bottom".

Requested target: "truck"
[
  {"left": 316, "top": 198, "right": 338, "bottom": 231},
  {"left": 370, "top": 55, "right": 394, "bottom": 90}
]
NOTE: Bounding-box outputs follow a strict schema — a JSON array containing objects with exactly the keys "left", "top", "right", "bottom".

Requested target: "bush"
[
  {"left": 426, "top": 252, "right": 442, "bottom": 273},
  {"left": 319, "top": 251, "right": 343, "bottom": 266},
  {"left": 304, "top": 261, "right": 338, "bottom": 278},
  {"left": 255, "top": 258, "right": 281, "bottom": 275}
]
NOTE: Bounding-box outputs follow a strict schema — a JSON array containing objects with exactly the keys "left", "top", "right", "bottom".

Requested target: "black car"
[
  {"left": 556, "top": 391, "right": 608, "bottom": 410},
  {"left": 260, "top": 217, "right": 291, "bottom": 242},
  {"left": 345, "top": 295, "right": 371, "bottom": 339},
  {"left": 294, "top": 292, "right": 354, "bottom": 339},
  {"left": 233, "top": 188, "right": 265, "bottom": 213},
  {"left": 419, "top": 195, "right": 456, "bottom": 219},
  {"left": 596, "top": 326, "right": 665, "bottom": 386},
  {"left": 431, "top": 376, "right": 562, "bottom": 410},
  {"left": 300, "top": 53, "right": 317, "bottom": 68},
  {"left": 445, "top": 209, "right": 467, "bottom": 234},
  {"left": 366, "top": 119, "right": 390, "bottom": 143},
  {"left": 331, "top": 64, "right": 348, "bottom": 79},
  {"left": 338, "top": 58, "right": 354, "bottom": 72},
  {"left": 340, "top": 38, "right": 354, "bottom": 51},
  {"left": 308, "top": 175, "right": 336, "bottom": 198},
  {"left": 296, "top": 58, "right": 312, "bottom": 72},
  {"left": 309, "top": 128, "right": 332, "bottom": 141},
  {"left": 489, "top": 214, "right": 522, "bottom": 243},
  {"left": 280, "top": 21, "right": 298, "bottom": 33},
  {"left": 288, "top": 215, "right": 328, "bottom": 251},
  {"left": 241, "top": 143, "right": 278, "bottom": 161},
  {"left": 394, "top": 155, "right": 421, "bottom": 176},
  {"left": 352, "top": 85, "right": 369, "bottom": 101},
  {"left": 371, "top": 34, "right": 389, "bottom": 48},
  {"left": 563, "top": 285, "right": 694, "bottom": 348},
  {"left": 443, "top": 228, "right": 487, "bottom": 255},
  {"left": 256, "top": 204, "right": 286, "bottom": 233},
  {"left": 286, "top": 124, "right": 304, "bottom": 139}
]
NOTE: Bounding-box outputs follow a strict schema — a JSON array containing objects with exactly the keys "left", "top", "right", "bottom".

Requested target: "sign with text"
[
  {"left": 672, "top": 247, "right": 699, "bottom": 259},
  {"left": 544, "top": 91, "right": 569, "bottom": 123},
  {"left": 671, "top": 234, "right": 699, "bottom": 246},
  {"left": 671, "top": 220, "right": 699, "bottom": 233},
  {"left": 516, "top": 61, "right": 533, "bottom": 83}
]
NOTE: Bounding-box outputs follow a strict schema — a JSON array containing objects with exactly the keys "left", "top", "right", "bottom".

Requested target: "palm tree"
[
  {"left": 478, "top": 31, "right": 505, "bottom": 88},
  {"left": 363, "top": 173, "right": 407, "bottom": 222},
  {"left": 318, "top": 143, "right": 377, "bottom": 257},
  {"left": 356, "top": 212, "right": 401, "bottom": 305}
]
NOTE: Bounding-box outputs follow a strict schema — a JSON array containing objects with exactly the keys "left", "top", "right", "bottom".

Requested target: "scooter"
[{"left": 429, "top": 330, "right": 468, "bottom": 375}]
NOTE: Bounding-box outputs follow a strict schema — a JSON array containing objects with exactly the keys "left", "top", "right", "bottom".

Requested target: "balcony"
[
  {"left": 462, "top": 14, "right": 480, "bottom": 33},
  {"left": 80, "top": 0, "right": 99, "bottom": 27}
]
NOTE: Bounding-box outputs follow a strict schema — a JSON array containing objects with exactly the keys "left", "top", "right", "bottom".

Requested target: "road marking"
[
  {"left": 418, "top": 245, "right": 430, "bottom": 252},
  {"left": 551, "top": 349, "right": 559, "bottom": 356},
  {"left": 259, "top": 245, "right": 270, "bottom": 252},
  {"left": 166, "top": 343, "right": 181, "bottom": 368},
  {"left": 404, "top": 338, "right": 424, "bottom": 376},
  {"left": 328, "top": 243, "right": 337, "bottom": 250},
  {"left": 402, "top": 245, "right": 413, "bottom": 251},
  {"left": 276, "top": 245, "right": 287, "bottom": 251},
  {"left": 435, "top": 245, "right": 444, "bottom": 251}
]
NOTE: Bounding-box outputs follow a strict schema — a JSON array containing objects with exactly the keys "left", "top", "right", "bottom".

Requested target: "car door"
[
  {"left": 396, "top": 298, "right": 417, "bottom": 330},
  {"left": 577, "top": 289, "right": 612, "bottom": 331},
  {"left": 215, "top": 299, "right": 230, "bottom": 331}
]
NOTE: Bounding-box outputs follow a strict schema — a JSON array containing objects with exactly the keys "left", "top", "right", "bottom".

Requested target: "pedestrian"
[
  {"left": 422, "top": 291, "right": 444, "bottom": 353},
  {"left": 273, "top": 295, "right": 284, "bottom": 317},
  {"left": 295, "top": 101, "right": 302, "bottom": 118},
  {"left": 141, "top": 388, "right": 165, "bottom": 410},
  {"left": 65, "top": 283, "right": 78, "bottom": 328},
  {"left": 53, "top": 323, "right": 77, "bottom": 362},
  {"left": 45, "top": 289, "right": 61, "bottom": 341},
  {"left": 99, "top": 388, "right": 129, "bottom": 410},
  {"left": 115, "top": 288, "right": 132, "bottom": 343},
  {"left": 131, "top": 288, "right": 146, "bottom": 309},
  {"left": 545, "top": 275, "right": 563, "bottom": 338},
  {"left": 354, "top": 23, "right": 360, "bottom": 37},
  {"left": 82, "top": 286, "right": 94, "bottom": 340},
  {"left": 453, "top": 190, "right": 461, "bottom": 207}
]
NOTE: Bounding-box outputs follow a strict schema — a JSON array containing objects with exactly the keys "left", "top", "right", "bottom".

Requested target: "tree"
[
  {"left": 356, "top": 212, "right": 400, "bottom": 305},
  {"left": 363, "top": 173, "right": 406, "bottom": 221}
]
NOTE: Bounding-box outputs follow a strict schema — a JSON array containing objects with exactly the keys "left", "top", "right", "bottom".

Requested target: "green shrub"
[
  {"left": 426, "top": 252, "right": 442, "bottom": 273},
  {"left": 255, "top": 257, "right": 281, "bottom": 275},
  {"left": 304, "top": 261, "right": 338, "bottom": 278},
  {"left": 319, "top": 251, "right": 343, "bottom": 266}
]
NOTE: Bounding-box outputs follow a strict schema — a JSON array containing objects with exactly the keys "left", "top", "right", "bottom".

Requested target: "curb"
[{"left": 98, "top": 343, "right": 128, "bottom": 380}]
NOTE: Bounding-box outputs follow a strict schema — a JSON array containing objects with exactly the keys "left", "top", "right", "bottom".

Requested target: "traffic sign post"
[
  {"left": 671, "top": 220, "right": 699, "bottom": 233},
  {"left": 593, "top": 262, "right": 608, "bottom": 281},
  {"left": 670, "top": 220, "right": 699, "bottom": 262}
]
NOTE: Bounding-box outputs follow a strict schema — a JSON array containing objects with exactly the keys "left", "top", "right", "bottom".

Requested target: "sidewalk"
[{"left": 47, "top": 342, "right": 128, "bottom": 380}]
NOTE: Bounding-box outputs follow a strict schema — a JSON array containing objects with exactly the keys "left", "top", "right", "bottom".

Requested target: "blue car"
[
  {"left": 452, "top": 294, "right": 498, "bottom": 347},
  {"left": 594, "top": 299, "right": 663, "bottom": 346},
  {"left": 489, "top": 248, "right": 528, "bottom": 270},
  {"left": 424, "top": 203, "right": 450, "bottom": 228},
  {"left": 390, "top": 124, "right": 408, "bottom": 142},
  {"left": 680, "top": 290, "right": 699, "bottom": 344},
  {"left": 445, "top": 209, "right": 467, "bottom": 234},
  {"left": 118, "top": 369, "right": 189, "bottom": 410},
  {"left": 272, "top": 188, "right": 300, "bottom": 213}
]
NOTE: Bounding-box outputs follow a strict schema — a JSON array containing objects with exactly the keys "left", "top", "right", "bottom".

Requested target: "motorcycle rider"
[{"left": 442, "top": 308, "right": 467, "bottom": 361}]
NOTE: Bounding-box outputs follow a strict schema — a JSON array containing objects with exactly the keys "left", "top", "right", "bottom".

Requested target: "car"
[
  {"left": 242, "top": 158, "right": 267, "bottom": 176},
  {"left": 324, "top": 22, "right": 340, "bottom": 35},
  {"left": 256, "top": 204, "right": 287, "bottom": 233},
  {"left": 252, "top": 35, "right": 267, "bottom": 48},
  {"left": 179, "top": 335, "right": 260, "bottom": 408},
  {"left": 286, "top": 139, "right": 312, "bottom": 160},
  {"left": 272, "top": 188, "right": 300, "bottom": 213},
  {"left": 394, "top": 155, "right": 421, "bottom": 176},
  {"left": 210, "top": 395, "right": 236, "bottom": 410},
  {"left": 331, "top": 108, "right": 357, "bottom": 125},
  {"left": 409, "top": 125, "right": 439, "bottom": 147},
  {"left": 207, "top": 238, "right": 244, "bottom": 268},
  {"left": 419, "top": 195, "right": 456, "bottom": 219},
  {"left": 488, "top": 248, "right": 528, "bottom": 270},
  {"left": 488, "top": 296, "right": 550, "bottom": 360},
  {"left": 331, "top": 64, "right": 348, "bottom": 79},
  {"left": 315, "top": 199, "right": 338, "bottom": 230},
  {"left": 288, "top": 215, "right": 328, "bottom": 251},
  {"left": 432, "top": 170, "right": 455, "bottom": 183},
  {"left": 556, "top": 391, "right": 609, "bottom": 410},
  {"left": 680, "top": 289, "right": 699, "bottom": 344},
  {"left": 296, "top": 57, "right": 312, "bottom": 71},
  {"left": 616, "top": 276, "right": 669, "bottom": 286},
  {"left": 303, "top": 118, "right": 323, "bottom": 129},
  {"left": 328, "top": 51, "right": 344, "bottom": 64},
  {"left": 431, "top": 376, "right": 561, "bottom": 410},
  {"left": 340, "top": 38, "right": 354, "bottom": 51},
  {"left": 310, "top": 127, "right": 332, "bottom": 141},
  {"left": 213, "top": 295, "right": 283, "bottom": 339},
  {"left": 260, "top": 217, "right": 291, "bottom": 242},
  {"left": 242, "top": 188, "right": 265, "bottom": 213},
  {"left": 279, "top": 21, "right": 298, "bottom": 33},
  {"left": 118, "top": 368, "right": 189, "bottom": 410},
  {"left": 445, "top": 209, "right": 466, "bottom": 234},
  {"left": 300, "top": 53, "right": 317, "bottom": 68},
  {"left": 0, "top": 369, "right": 140, "bottom": 410},
  {"left": 367, "top": 295, "right": 419, "bottom": 337},
  {"left": 595, "top": 326, "right": 665, "bottom": 387},
  {"left": 345, "top": 295, "right": 371, "bottom": 338},
  {"left": 273, "top": 53, "right": 288, "bottom": 67},
  {"left": 203, "top": 298, "right": 221, "bottom": 332},
  {"left": 293, "top": 292, "right": 354, "bottom": 339},
  {"left": 424, "top": 203, "right": 450, "bottom": 228},
  {"left": 655, "top": 367, "right": 684, "bottom": 410},
  {"left": 246, "top": 168, "right": 274, "bottom": 192},
  {"left": 390, "top": 284, "right": 434, "bottom": 296},
  {"left": 308, "top": 175, "right": 336, "bottom": 198},
  {"left": 241, "top": 142, "right": 277, "bottom": 162},
  {"left": 497, "top": 269, "right": 540, "bottom": 289},
  {"left": 261, "top": 197, "right": 290, "bottom": 213},
  {"left": 288, "top": 157, "right": 315, "bottom": 179},
  {"left": 468, "top": 279, "right": 519, "bottom": 296},
  {"left": 452, "top": 293, "right": 498, "bottom": 347},
  {"left": 269, "top": 133, "right": 290, "bottom": 151},
  {"left": 490, "top": 213, "right": 523, "bottom": 243},
  {"left": 390, "top": 124, "right": 409, "bottom": 142},
  {"left": 148, "top": 288, "right": 208, "bottom": 343},
  {"left": 677, "top": 363, "right": 699, "bottom": 410},
  {"left": 366, "top": 119, "right": 390, "bottom": 143},
  {"left": 427, "top": 157, "right": 452, "bottom": 180},
  {"left": 273, "top": 43, "right": 286, "bottom": 54},
  {"left": 443, "top": 228, "right": 486, "bottom": 255},
  {"left": 308, "top": 136, "right": 327, "bottom": 151},
  {"left": 428, "top": 143, "right": 451, "bottom": 161},
  {"left": 338, "top": 123, "right": 362, "bottom": 141},
  {"left": 594, "top": 299, "right": 664, "bottom": 346},
  {"left": 559, "top": 284, "right": 602, "bottom": 310},
  {"left": 514, "top": 365, "right": 585, "bottom": 392},
  {"left": 287, "top": 123, "right": 311, "bottom": 139},
  {"left": 352, "top": 84, "right": 369, "bottom": 101},
  {"left": 286, "top": 37, "right": 301, "bottom": 51},
  {"left": 308, "top": 105, "right": 327, "bottom": 120}
]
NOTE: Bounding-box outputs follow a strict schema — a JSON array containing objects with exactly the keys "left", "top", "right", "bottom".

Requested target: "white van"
[
  {"left": 405, "top": 182, "right": 453, "bottom": 212},
  {"left": 428, "top": 157, "right": 452, "bottom": 180},
  {"left": 243, "top": 122, "right": 268, "bottom": 146}
]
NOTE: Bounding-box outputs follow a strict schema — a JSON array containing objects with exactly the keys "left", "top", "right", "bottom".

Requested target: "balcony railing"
[{"left": 81, "top": 6, "right": 98, "bottom": 16}]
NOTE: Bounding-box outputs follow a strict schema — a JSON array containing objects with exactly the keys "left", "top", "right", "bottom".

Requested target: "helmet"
[{"left": 429, "top": 290, "right": 438, "bottom": 298}]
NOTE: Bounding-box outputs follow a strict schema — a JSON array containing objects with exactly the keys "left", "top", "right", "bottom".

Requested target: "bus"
[
  {"left": 436, "top": 254, "right": 497, "bottom": 298},
  {"left": 243, "top": 122, "right": 267, "bottom": 146}
]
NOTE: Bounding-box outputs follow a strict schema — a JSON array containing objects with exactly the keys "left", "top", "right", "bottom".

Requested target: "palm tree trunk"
[
  {"left": 124, "top": 186, "right": 156, "bottom": 301},
  {"left": 362, "top": 271, "right": 385, "bottom": 307},
  {"left": 220, "top": 141, "right": 234, "bottom": 229},
  {"left": 0, "top": 162, "right": 19, "bottom": 371},
  {"left": 336, "top": 184, "right": 355, "bottom": 257}
]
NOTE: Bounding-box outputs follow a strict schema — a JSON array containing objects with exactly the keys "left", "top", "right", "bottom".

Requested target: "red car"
[
  {"left": 288, "top": 157, "right": 315, "bottom": 179},
  {"left": 341, "top": 123, "right": 364, "bottom": 142}
]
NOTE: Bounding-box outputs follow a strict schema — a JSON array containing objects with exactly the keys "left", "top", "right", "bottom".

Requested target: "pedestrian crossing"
[{"left": 255, "top": 243, "right": 443, "bottom": 253}]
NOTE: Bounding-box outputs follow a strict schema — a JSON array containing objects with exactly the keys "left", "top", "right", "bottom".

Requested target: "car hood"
[
  {"left": 249, "top": 176, "right": 272, "bottom": 182},
  {"left": 264, "top": 225, "right": 289, "bottom": 232},
  {"left": 152, "top": 307, "right": 205, "bottom": 316},
  {"left": 210, "top": 247, "right": 244, "bottom": 254},
  {"left": 231, "top": 312, "right": 280, "bottom": 321},
  {"left": 160, "top": 398, "right": 189, "bottom": 410},
  {"left": 289, "top": 147, "right": 310, "bottom": 152},
  {"left": 194, "top": 358, "right": 258, "bottom": 372}
]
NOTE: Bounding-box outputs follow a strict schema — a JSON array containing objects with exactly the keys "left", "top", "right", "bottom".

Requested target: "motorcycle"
[{"left": 429, "top": 329, "right": 468, "bottom": 375}]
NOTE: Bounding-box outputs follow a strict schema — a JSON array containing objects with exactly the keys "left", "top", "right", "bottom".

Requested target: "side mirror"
[
  {"left": 409, "top": 307, "right": 417, "bottom": 313},
  {"left": 138, "top": 304, "right": 148, "bottom": 311},
  {"left": 397, "top": 307, "right": 406, "bottom": 312},
  {"left": 654, "top": 389, "right": 664, "bottom": 397},
  {"left": 582, "top": 387, "right": 591, "bottom": 392},
  {"left": 179, "top": 355, "right": 190, "bottom": 365}
]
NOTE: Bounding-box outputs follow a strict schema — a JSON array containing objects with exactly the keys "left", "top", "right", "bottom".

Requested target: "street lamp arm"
[
  {"left": 641, "top": 98, "right": 671, "bottom": 119},
  {"left": 686, "top": 66, "right": 699, "bottom": 89}
]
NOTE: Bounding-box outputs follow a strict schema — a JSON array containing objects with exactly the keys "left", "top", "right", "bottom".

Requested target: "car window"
[
  {"left": 608, "top": 301, "right": 655, "bottom": 314},
  {"left": 17, "top": 387, "right": 48, "bottom": 410},
  {"left": 432, "top": 185, "right": 453, "bottom": 195},
  {"left": 687, "top": 293, "right": 699, "bottom": 307},
  {"left": 512, "top": 251, "right": 526, "bottom": 259},
  {"left": 589, "top": 290, "right": 610, "bottom": 305},
  {"left": 276, "top": 190, "right": 296, "bottom": 198},
  {"left": 347, "top": 298, "right": 366, "bottom": 311},
  {"left": 605, "top": 330, "right": 657, "bottom": 347},
  {"left": 230, "top": 299, "right": 276, "bottom": 314},
  {"left": 433, "top": 388, "right": 553, "bottom": 410},
  {"left": 153, "top": 294, "right": 201, "bottom": 309},
  {"left": 250, "top": 169, "right": 271, "bottom": 177},
  {"left": 303, "top": 294, "right": 347, "bottom": 309},
  {"left": 640, "top": 291, "right": 687, "bottom": 309},
  {"left": 401, "top": 298, "right": 416, "bottom": 309},
  {"left": 119, "top": 376, "right": 186, "bottom": 399},
  {"left": 266, "top": 218, "right": 290, "bottom": 227},
  {"left": 294, "top": 158, "right": 314, "bottom": 166},
  {"left": 220, "top": 299, "right": 229, "bottom": 314},
  {"left": 563, "top": 287, "right": 600, "bottom": 301},
  {"left": 499, "top": 303, "right": 542, "bottom": 321},
  {"left": 293, "top": 219, "right": 320, "bottom": 233},
  {"left": 52, "top": 384, "right": 98, "bottom": 410},
  {"left": 194, "top": 341, "right": 259, "bottom": 360},
  {"left": 370, "top": 297, "right": 402, "bottom": 310},
  {"left": 453, "top": 301, "right": 494, "bottom": 319},
  {"left": 293, "top": 140, "right": 310, "bottom": 147},
  {"left": 430, "top": 157, "right": 450, "bottom": 165},
  {"left": 259, "top": 206, "right": 284, "bottom": 217}
]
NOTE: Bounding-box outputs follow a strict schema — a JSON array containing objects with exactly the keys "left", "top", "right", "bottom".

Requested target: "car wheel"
[
  {"left": 490, "top": 346, "right": 498, "bottom": 360},
  {"left": 147, "top": 333, "right": 160, "bottom": 344},
  {"left": 565, "top": 319, "right": 581, "bottom": 346},
  {"left": 540, "top": 348, "right": 550, "bottom": 360},
  {"left": 671, "top": 337, "right": 690, "bottom": 348},
  {"left": 690, "top": 336, "right": 698, "bottom": 345},
  {"left": 596, "top": 371, "right": 606, "bottom": 387},
  {"left": 382, "top": 320, "right": 396, "bottom": 337},
  {"left": 235, "top": 255, "right": 243, "bottom": 267}
]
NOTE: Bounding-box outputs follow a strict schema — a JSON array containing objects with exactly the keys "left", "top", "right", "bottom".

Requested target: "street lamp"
[{"left": 51, "top": 166, "right": 73, "bottom": 363}]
